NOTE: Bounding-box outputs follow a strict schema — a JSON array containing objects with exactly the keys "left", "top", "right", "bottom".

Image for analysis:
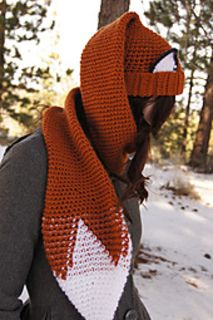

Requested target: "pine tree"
[
  {"left": 190, "top": 53, "right": 213, "bottom": 171},
  {"left": 0, "top": 0, "right": 54, "bottom": 133},
  {"left": 143, "top": 0, "right": 213, "bottom": 167}
]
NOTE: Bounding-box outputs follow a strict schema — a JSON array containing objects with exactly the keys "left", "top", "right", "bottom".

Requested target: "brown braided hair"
[
  {"left": 73, "top": 92, "right": 175, "bottom": 205},
  {"left": 121, "top": 95, "right": 176, "bottom": 204}
]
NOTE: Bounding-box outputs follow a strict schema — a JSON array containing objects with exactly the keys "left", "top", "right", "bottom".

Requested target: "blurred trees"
[
  {"left": 0, "top": 0, "right": 55, "bottom": 136},
  {"left": 1, "top": 0, "right": 212, "bottom": 171},
  {"left": 189, "top": 53, "right": 213, "bottom": 170},
  {"left": 151, "top": 105, "right": 198, "bottom": 162},
  {"left": 143, "top": 0, "right": 213, "bottom": 171}
]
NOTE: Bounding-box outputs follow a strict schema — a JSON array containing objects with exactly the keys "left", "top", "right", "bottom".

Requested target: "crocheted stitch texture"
[
  {"left": 41, "top": 87, "right": 133, "bottom": 320},
  {"left": 80, "top": 12, "right": 184, "bottom": 176},
  {"left": 41, "top": 11, "right": 185, "bottom": 320}
]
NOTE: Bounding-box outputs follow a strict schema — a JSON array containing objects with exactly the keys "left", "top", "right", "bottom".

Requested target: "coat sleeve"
[
  {"left": 0, "top": 133, "right": 47, "bottom": 320},
  {"left": 132, "top": 282, "right": 152, "bottom": 320}
]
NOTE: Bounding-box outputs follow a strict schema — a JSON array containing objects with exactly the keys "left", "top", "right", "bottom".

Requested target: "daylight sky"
[
  {"left": 51, "top": 0, "right": 149, "bottom": 83},
  {"left": 50, "top": 0, "right": 204, "bottom": 111}
]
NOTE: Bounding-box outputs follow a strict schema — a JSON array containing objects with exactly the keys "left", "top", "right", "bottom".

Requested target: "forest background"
[
  {"left": 0, "top": 1, "right": 213, "bottom": 319},
  {"left": 0, "top": 0, "right": 212, "bottom": 173}
]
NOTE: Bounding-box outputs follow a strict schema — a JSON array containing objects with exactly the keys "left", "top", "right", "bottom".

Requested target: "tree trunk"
[
  {"left": 189, "top": 52, "right": 213, "bottom": 171},
  {"left": 98, "top": 0, "right": 130, "bottom": 29},
  {"left": 181, "top": 17, "right": 198, "bottom": 159},
  {"left": 0, "top": 0, "right": 6, "bottom": 110},
  {"left": 181, "top": 68, "right": 194, "bottom": 157}
]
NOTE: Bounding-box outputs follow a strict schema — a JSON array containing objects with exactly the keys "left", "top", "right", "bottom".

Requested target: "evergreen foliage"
[
  {"left": 0, "top": 0, "right": 55, "bottom": 131},
  {"left": 143, "top": 0, "right": 213, "bottom": 167}
]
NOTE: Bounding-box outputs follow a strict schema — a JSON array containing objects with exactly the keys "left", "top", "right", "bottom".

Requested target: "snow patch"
[{"left": 134, "top": 163, "right": 213, "bottom": 320}]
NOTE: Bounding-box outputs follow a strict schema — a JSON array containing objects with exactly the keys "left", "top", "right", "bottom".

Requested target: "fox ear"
[{"left": 150, "top": 48, "right": 178, "bottom": 73}]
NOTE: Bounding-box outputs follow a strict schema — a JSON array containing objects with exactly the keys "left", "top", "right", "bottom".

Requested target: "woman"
[{"left": 0, "top": 11, "right": 184, "bottom": 320}]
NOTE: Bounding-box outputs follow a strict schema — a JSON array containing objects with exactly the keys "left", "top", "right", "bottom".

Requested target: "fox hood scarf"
[{"left": 41, "top": 11, "right": 184, "bottom": 320}]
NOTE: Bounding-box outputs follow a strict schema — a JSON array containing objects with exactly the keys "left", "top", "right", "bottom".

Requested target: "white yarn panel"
[
  {"left": 153, "top": 51, "right": 177, "bottom": 72},
  {"left": 55, "top": 216, "right": 132, "bottom": 320}
]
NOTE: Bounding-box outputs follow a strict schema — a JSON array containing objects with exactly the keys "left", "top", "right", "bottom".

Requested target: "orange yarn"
[
  {"left": 41, "top": 87, "right": 130, "bottom": 281},
  {"left": 124, "top": 15, "right": 185, "bottom": 96},
  {"left": 41, "top": 10, "right": 185, "bottom": 302},
  {"left": 80, "top": 12, "right": 184, "bottom": 176}
]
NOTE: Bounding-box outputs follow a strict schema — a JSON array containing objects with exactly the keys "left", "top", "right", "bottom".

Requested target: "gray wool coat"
[{"left": 0, "top": 127, "right": 151, "bottom": 320}]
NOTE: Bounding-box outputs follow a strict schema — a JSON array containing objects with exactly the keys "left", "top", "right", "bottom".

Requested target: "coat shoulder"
[{"left": 1, "top": 127, "right": 47, "bottom": 166}]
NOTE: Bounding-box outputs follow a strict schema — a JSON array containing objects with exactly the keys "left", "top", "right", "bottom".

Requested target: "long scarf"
[
  {"left": 41, "top": 11, "right": 184, "bottom": 320},
  {"left": 41, "top": 86, "right": 136, "bottom": 320}
]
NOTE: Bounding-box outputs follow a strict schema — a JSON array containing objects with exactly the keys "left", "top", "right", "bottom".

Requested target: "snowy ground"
[
  {"left": 134, "top": 163, "right": 213, "bottom": 320},
  {"left": 1, "top": 145, "right": 212, "bottom": 319}
]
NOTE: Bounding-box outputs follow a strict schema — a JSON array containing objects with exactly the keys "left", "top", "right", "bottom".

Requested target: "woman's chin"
[{"left": 128, "top": 152, "right": 136, "bottom": 160}]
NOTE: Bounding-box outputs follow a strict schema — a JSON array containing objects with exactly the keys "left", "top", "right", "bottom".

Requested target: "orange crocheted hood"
[
  {"left": 80, "top": 11, "right": 184, "bottom": 175},
  {"left": 41, "top": 11, "right": 185, "bottom": 320}
]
